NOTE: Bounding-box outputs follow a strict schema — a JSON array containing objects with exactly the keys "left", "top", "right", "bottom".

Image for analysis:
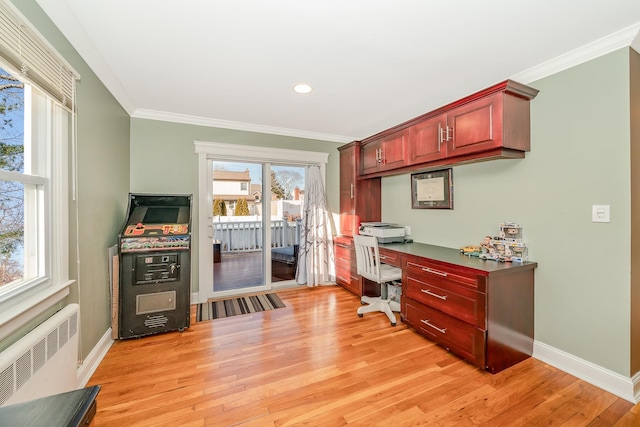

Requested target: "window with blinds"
[
  {"left": 0, "top": 0, "right": 77, "bottom": 338},
  {"left": 0, "top": 0, "right": 79, "bottom": 111}
]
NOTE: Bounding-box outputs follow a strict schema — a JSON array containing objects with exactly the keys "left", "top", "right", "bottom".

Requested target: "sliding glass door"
[
  {"left": 207, "top": 160, "right": 305, "bottom": 296},
  {"left": 195, "top": 141, "right": 328, "bottom": 303},
  {"left": 211, "top": 160, "right": 266, "bottom": 294}
]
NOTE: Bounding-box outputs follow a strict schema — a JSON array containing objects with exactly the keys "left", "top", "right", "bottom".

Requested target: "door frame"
[{"left": 194, "top": 141, "right": 329, "bottom": 303}]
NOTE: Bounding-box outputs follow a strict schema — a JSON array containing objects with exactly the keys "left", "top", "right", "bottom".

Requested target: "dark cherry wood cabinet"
[
  {"left": 335, "top": 79, "right": 538, "bottom": 372},
  {"left": 338, "top": 142, "right": 381, "bottom": 237},
  {"left": 359, "top": 80, "right": 539, "bottom": 177},
  {"left": 406, "top": 113, "right": 448, "bottom": 165},
  {"left": 360, "top": 128, "right": 408, "bottom": 175},
  {"left": 384, "top": 242, "right": 536, "bottom": 373},
  {"left": 334, "top": 236, "right": 361, "bottom": 296}
]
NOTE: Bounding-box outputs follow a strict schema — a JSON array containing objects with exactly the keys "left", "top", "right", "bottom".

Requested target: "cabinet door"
[
  {"left": 361, "top": 140, "right": 381, "bottom": 175},
  {"left": 378, "top": 129, "right": 408, "bottom": 171},
  {"left": 446, "top": 93, "right": 503, "bottom": 157},
  {"left": 361, "top": 129, "right": 408, "bottom": 175},
  {"left": 408, "top": 113, "right": 447, "bottom": 165},
  {"left": 339, "top": 146, "right": 357, "bottom": 236}
]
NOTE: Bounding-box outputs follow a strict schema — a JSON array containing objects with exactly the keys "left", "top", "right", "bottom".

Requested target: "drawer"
[
  {"left": 336, "top": 266, "right": 361, "bottom": 296},
  {"left": 406, "top": 275, "right": 486, "bottom": 328},
  {"left": 405, "top": 298, "right": 485, "bottom": 368},
  {"left": 406, "top": 257, "right": 483, "bottom": 292},
  {"left": 335, "top": 243, "right": 355, "bottom": 264},
  {"left": 378, "top": 248, "right": 402, "bottom": 267}
]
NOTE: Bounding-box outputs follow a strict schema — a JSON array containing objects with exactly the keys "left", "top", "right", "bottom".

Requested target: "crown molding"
[
  {"left": 512, "top": 22, "right": 640, "bottom": 84},
  {"left": 132, "top": 108, "right": 354, "bottom": 144},
  {"left": 35, "top": 0, "right": 136, "bottom": 114}
]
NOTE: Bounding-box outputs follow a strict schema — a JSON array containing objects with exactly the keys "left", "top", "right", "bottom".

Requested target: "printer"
[{"left": 359, "top": 222, "right": 406, "bottom": 244}]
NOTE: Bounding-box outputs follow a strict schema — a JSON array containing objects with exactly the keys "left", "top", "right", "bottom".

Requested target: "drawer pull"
[
  {"left": 421, "top": 289, "right": 447, "bottom": 300},
  {"left": 422, "top": 267, "right": 447, "bottom": 277},
  {"left": 421, "top": 319, "right": 447, "bottom": 334}
]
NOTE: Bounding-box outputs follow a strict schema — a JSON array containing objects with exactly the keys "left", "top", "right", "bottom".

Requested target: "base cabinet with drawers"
[
  {"left": 400, "top": 248, "right": 536, "bottom": 374},
  {"left": 334, "top": 236, "right": 361, "bottom": 296}
]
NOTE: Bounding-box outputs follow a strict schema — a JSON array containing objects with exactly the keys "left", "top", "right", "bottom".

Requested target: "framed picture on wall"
[{"left": 411, "top": 168, "right": 453, "bottom": 209}]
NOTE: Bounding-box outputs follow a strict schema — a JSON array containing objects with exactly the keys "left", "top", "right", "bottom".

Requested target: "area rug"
[{"left": 196, "top": 293, "right": 286, "bottom": 322}]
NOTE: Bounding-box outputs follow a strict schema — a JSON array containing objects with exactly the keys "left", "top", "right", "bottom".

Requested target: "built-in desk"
[{"left": 336, "top": 238, "right": 537, "bottom": 373}]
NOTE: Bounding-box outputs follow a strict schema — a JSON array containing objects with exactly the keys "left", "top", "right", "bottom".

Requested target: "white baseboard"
[
  {"left": 77, "top": 327, "right": 114, "bottom": 388},
  {"left": 191, "top": 292, "right": 200, "bottom": 304},
  {"left": 533, "top": 340, "right": 637, "bottom": 403}
]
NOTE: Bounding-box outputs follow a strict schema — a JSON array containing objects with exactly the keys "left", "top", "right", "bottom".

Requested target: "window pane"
[
  {"left": 0, "top": 68, "right": 25, "bottom": 173},
  {"left": 0, "top": 179, "right": 24, "bottom": 286}
]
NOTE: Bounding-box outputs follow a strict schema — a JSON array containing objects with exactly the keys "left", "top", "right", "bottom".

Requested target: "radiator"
[{"left": 0, "top": 303, "right": 79, "bottom": 406}]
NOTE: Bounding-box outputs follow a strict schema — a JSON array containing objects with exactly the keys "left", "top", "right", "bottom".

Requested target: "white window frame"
[{"left": 0, "top": 70, "right": 73, "bottom": 341}]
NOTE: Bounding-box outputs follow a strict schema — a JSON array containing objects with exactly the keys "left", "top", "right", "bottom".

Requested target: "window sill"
[{"left": 0, "top": 280, "right": 74, "bottom": 341}]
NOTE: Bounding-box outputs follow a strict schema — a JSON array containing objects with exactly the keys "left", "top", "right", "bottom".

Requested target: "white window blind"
[{"left": 0, "top": 0, "right": 79, "bottom": 111}]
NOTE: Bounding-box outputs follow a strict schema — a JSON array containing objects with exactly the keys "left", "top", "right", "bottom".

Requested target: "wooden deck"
[{"left": 213, "top": 251, "right": 292, "bottom": 292}]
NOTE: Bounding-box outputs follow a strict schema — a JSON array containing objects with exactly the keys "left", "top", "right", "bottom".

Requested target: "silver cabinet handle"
[
  {"left": 422, "top": 267, "right": 447, "bottom": 277},
  {"left": 350, "top": 183, "right": 354, "bottom": 199},
  {"left": 421, "top": 289, "right": 447, "bottom": 300},
  {"left": 446, "top": 125, "right": 453, "bottom": 142},
  {"left": 421, "top": 319, "right": 446, "bottom": 334}
]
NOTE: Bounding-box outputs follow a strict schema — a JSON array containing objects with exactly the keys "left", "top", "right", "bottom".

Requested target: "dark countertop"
[{"left": 379, "top": 241, "right": 537, "bottom": 274}]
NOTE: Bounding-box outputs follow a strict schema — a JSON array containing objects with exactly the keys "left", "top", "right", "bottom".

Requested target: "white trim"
[
  {"left": 513, "top": 22, "right": 640, "bottom": 84},
  {"left": 77, "top": 327, "right": 114, "bottom": 388},
  {"left": 141, "top": 109, "right": 354, "bottom": 143},
  {"left": 533, "top": 340, "right": 636, "bottom": 403},
  {"left": 0, "top": 279, "right": 72, "bottom": 341},
  {"left": 195, "top": 140, "right": 330, "bottom": 165}
]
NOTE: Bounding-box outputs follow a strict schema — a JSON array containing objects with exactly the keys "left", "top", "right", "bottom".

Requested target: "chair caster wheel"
[
  {"left": 391, "top": 322, "right": 396, "bottom": 327},
  {"left": 358, "top": 313, "right": 363, "bottom": 318}
]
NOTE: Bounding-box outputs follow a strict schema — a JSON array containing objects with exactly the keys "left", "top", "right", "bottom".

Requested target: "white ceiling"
[{"left": 35, "top": 0, "right": 640, "bottom": 143}]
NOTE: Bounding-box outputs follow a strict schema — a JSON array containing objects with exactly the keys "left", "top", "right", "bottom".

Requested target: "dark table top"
[{"left": 0, "top": 385, "right": 101, "bottom": 427}]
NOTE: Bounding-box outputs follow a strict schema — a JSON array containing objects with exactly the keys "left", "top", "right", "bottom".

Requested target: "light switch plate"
[{"left": 592, "top": 205, "right": 610, "bottom": 223}]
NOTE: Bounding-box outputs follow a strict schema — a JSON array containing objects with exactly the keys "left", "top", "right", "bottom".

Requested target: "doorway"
[
  {"left": 211, "top": 161, "right": 305, "bottom": 293},
  {"left": 195, "top": 141, "right": 329, "bottom": 303}
]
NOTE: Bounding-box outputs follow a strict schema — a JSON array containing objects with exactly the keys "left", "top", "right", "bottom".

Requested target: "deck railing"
[{"left": 213, "top": 218, "right": 301, "bottom": 253}]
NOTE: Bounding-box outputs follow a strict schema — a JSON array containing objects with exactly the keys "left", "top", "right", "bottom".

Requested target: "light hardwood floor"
[{"left": 87, "top": 286, "right": 640, "bottom": 426}]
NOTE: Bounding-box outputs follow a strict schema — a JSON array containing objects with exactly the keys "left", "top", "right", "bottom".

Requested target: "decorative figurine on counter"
[{"left": 471, "top": 222, "right": 529, "bottom": 263}]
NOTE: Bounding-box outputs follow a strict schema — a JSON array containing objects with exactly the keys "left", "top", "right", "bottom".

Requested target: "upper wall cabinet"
[
  {"left": 407, "top": 113, "right": 448, "bottom": 165},
  {"left": 361, "top": 128, "right": 408, "bottom": 175},
  {"left": 360, "top": 80, "right": 539, "bottom": 177}
]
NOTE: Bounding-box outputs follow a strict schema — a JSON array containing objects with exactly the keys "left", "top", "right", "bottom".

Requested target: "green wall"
[
  {"left": 383, "top": 48, "right": 633, "bottom": 376},
  {"left": 129, "top": 118, "right": 342, "bottom": 292},
  {"left": 10, "top": 0, "right": 131, "bottom": 359}
]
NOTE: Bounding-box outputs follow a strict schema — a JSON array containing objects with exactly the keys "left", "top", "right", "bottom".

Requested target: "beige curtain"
[{"left": 295, "top": 166, "right": 335, "bottom": 286}]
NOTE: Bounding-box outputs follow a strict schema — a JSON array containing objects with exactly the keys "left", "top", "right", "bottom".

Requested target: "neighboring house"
[
  {"left": 212, "top": 169, "right": 254, "bottom": 215},
  {"left": 212, "top": 170, "right": 305, "bottom": 217}
]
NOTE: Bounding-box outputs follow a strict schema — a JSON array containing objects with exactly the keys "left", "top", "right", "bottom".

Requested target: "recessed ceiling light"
[{"left": 293, "top": 84, "right": 312, "bottom": 94}]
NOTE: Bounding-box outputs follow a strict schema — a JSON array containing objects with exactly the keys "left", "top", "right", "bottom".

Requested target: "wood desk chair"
[{"left": 353, "top": 234, "right": 402, "bottom": 326}]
